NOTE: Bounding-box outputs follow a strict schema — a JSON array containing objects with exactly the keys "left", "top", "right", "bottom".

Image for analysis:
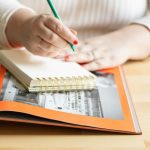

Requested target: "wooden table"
[{"left": 0, "top": 58, "right": 150, "bottom": 150}]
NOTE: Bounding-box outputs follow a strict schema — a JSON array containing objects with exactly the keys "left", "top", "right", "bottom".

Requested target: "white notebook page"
[{"left": 0, "top": 49, "right": 95, "bottom": 79}]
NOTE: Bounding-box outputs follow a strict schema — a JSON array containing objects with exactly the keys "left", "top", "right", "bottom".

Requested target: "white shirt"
[{"left": 0, "top": 0, "right": 150, "bottom": 48}]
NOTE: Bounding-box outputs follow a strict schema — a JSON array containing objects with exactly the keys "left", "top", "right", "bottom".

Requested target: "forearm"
[
  {"left": 6, "top": 9, "right": 36, "bottom": 47},
  {"left": 0, "top": 0, "right": 35, "bottom": 48},
  {"left": 121, "top": 24, "right": 150, "bottom": 59}
]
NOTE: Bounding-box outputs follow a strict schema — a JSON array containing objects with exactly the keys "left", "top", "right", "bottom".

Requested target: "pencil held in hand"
[{"left": 47, "top": 0, "right": 78, "bottom": 52}]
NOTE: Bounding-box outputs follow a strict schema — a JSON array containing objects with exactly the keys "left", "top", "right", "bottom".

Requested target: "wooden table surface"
[{"left": 0, "top": 58, "right": 150, "bottom": 150}]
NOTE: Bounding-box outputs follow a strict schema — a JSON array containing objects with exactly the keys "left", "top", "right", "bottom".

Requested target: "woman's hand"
[
  {"left": 66, "top": 25, "right": 150, "bottom": 71},
  {"left": 6, "top": 9, "right": 78, "bottom": 57}
]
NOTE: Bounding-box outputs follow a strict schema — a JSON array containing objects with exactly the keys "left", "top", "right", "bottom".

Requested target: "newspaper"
[{"left": 0, "top": 71, "right": 123, "bottom": 119}]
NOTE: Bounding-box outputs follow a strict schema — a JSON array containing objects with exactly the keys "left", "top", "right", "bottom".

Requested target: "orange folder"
[{"left": 0, "top": 65, "right": 141, "bottom": 134}]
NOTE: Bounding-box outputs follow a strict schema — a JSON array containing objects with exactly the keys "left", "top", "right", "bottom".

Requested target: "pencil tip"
[{"left": 70, "top": 44, "right": 75, "bottom": 52}]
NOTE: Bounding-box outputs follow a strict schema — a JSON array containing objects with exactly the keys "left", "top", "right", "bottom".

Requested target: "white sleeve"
[
  {"left": 132, "top": 0, "right": 150, "bottom": 31},
  {"left": 0, "top": 0, "right": 35, "bottom": 48}
]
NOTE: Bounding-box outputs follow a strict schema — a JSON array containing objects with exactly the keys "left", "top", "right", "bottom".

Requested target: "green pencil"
[{"left": 47, "top": 0, "right": 75, "bottom": 52}]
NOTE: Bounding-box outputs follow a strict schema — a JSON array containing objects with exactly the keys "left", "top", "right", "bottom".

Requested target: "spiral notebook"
[{"left": 0, "top": 49, "right": 96, "bottom": 92}]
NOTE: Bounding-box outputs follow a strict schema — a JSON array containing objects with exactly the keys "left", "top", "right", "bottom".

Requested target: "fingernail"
[
  {"left": 65, "top": 55, "right": 71, "bottom": 61},
  {"left": 73, "top": 39, "right": 78, "bottom": 45}
]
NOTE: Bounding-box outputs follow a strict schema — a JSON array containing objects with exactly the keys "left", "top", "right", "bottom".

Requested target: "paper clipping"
[{"left": 0, "top": 71, "right": 123, "bottom": 120}]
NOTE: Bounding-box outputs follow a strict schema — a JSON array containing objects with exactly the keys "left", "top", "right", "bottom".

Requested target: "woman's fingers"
[
  {"left": 37, "top": 38, "right": 61, "bottom": 52},
  {"left": 77, "top": 44, "right": 95, "bottom": 53},
  {"left": 65, "top": 43, "right": 129, "bottom": 71},
  {"left": 37, "top": 23, "right": 68, "bottom": 49},
  {"left": 82, "top": 54, "right": 129, "bottom": 71},
  {"left": 82, "top": 60, "right": 103, "bottom": 71},
  {"left": 82, "top": 59, "right": 112, "bottom": 71},
  {"left": 19, "top": 14, "right": 78, "bottom": 57},
  {"left": 70, "top": 28, "right": 77, "bottom": 35},
  {"left": 66, "top": 48, "right": 102, "bottom": 63},
  {"left": 45, "top": 16, "right": 78, "bottom": 45},
  {"left": 28, "top": 36, "right": 60, "bottom": 57},
  {"left": 65, "top": 53, "right": 93, "bottom": 63},
  {"left": 82, "top": 58, "right": 115, "bottom": 71}
]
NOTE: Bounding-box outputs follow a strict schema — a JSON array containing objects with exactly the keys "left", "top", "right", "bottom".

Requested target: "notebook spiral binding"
[{"left": 28, "top": 76, "right": 96, "bottom": 92}]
